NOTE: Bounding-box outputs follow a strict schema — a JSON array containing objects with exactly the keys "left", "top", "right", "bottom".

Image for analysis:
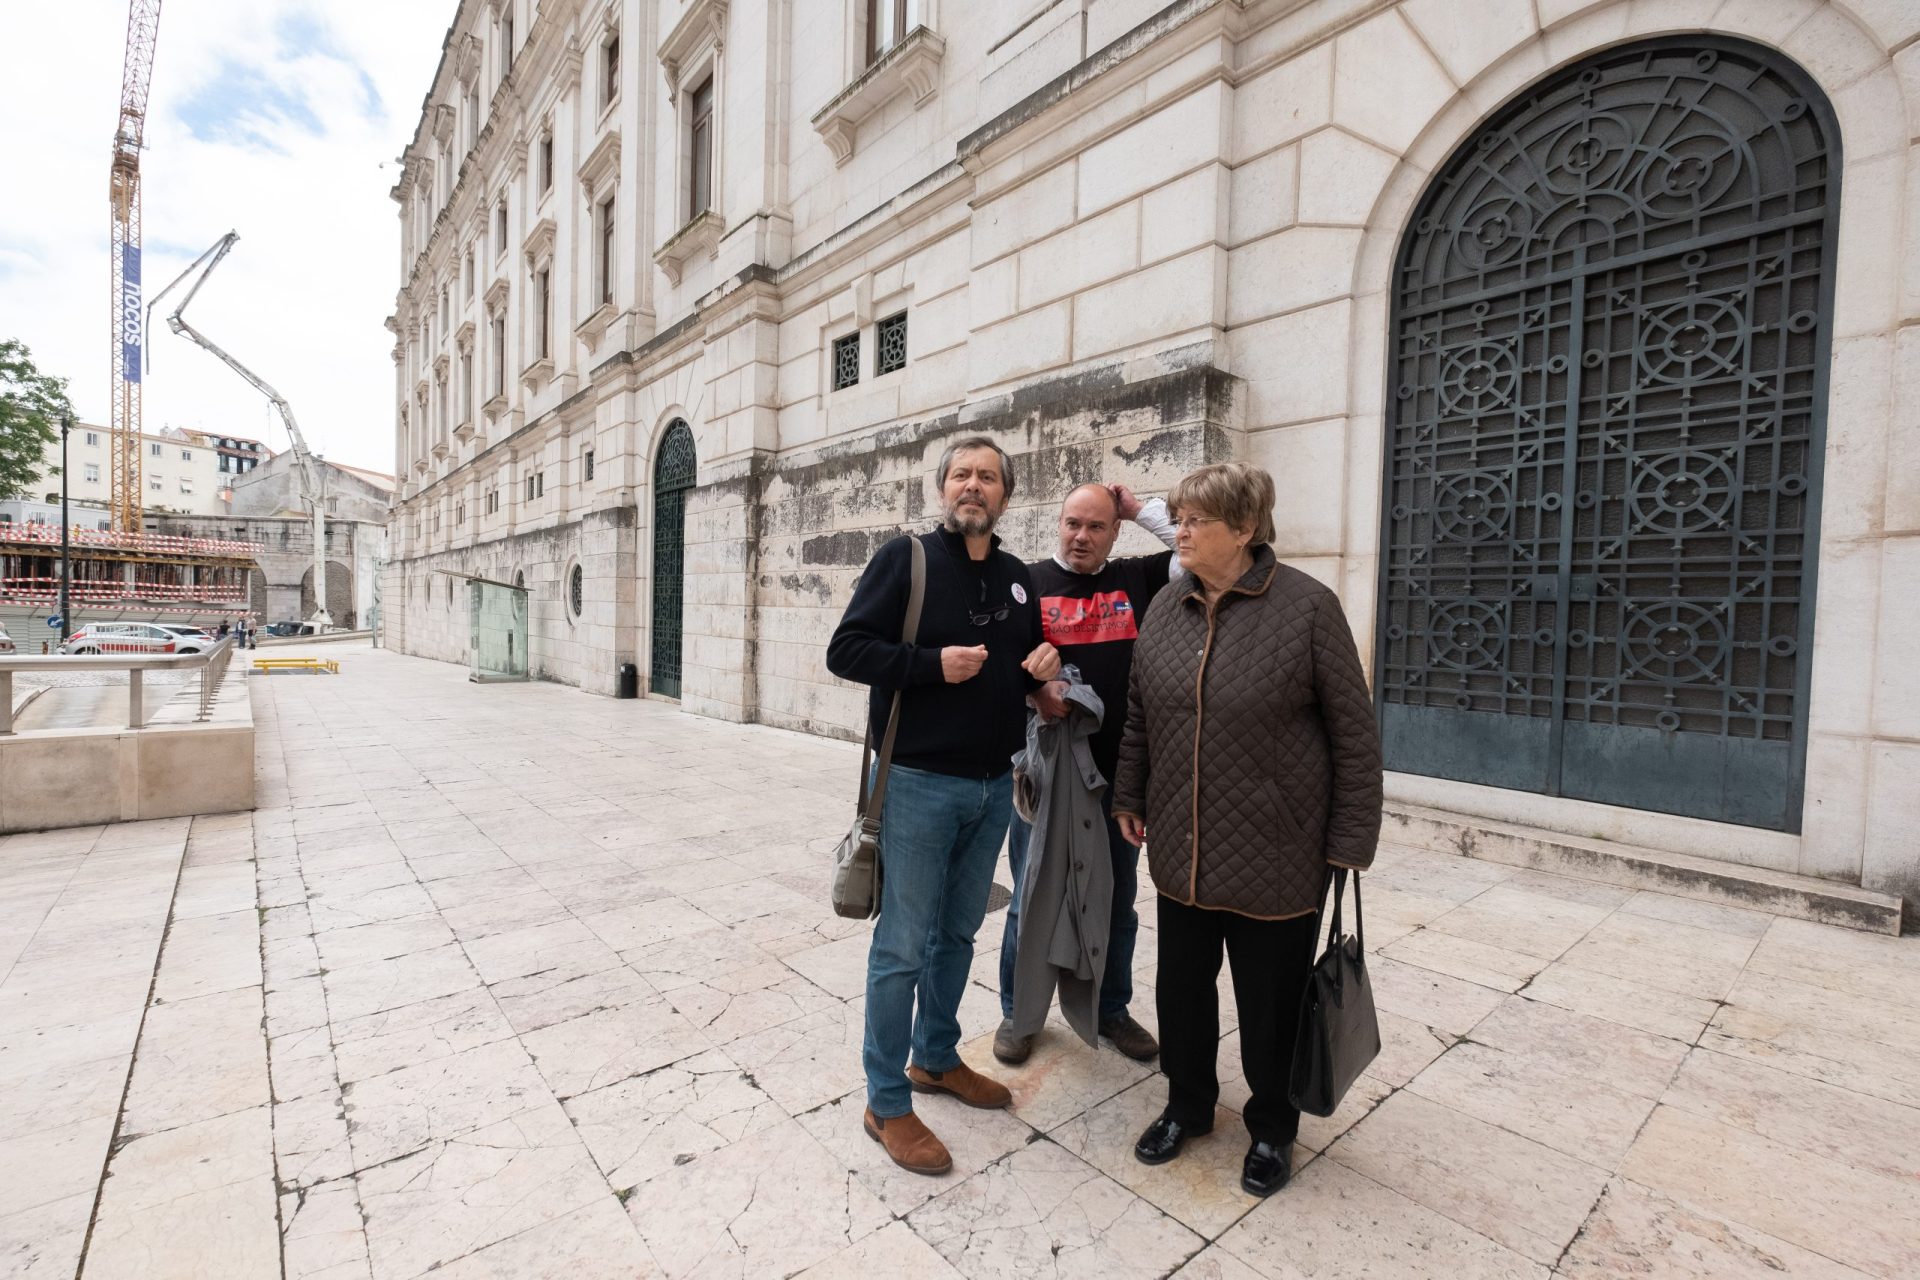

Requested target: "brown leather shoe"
[
  {"left": 863, "top": 1107, "right": 952, "bottom": 1176},
  {"left": 1100, "top": 1013, "right": 1160, "bottom": 1062},
  {"left": 907, "top": 1060, "right": 1013, "bottom": 1110}
]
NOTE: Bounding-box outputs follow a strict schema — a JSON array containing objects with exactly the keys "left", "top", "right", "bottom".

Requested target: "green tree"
[{"left": 0, "top": 339, "right": 74, "bottom": 503}]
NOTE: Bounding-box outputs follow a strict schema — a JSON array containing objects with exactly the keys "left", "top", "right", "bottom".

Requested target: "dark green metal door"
[
  {"left": 1376, "top": 38, "right": 1838, "bottom": 832},
  {"left": 649, "top": 421, "right": 696, "bottom": 698}
]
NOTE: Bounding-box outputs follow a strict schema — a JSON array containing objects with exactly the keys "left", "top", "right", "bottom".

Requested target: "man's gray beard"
[{"left": 942, "top": 503, "right": 997, "bottom": 537}]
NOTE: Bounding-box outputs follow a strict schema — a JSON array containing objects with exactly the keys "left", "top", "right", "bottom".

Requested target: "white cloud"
[{"left": 0, "top": 1, "right": 452, "bottom": 475}]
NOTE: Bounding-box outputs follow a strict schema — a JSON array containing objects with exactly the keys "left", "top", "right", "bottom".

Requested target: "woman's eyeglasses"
[
  {"left": 1172, "top": 515, "right": 1226, "bottom": 532},
  {"left": 967, "top": 603, "right": 1012, "bottom": 626}
]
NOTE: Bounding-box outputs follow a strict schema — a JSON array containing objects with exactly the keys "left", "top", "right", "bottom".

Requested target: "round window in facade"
[{"left": 568, "top": 563, "right": 584, "bottom": 619}]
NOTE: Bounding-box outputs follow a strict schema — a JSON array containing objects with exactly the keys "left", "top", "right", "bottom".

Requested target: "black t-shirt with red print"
[{"left": 1031, "top": 550, "right": 1175, "bottom": 779}]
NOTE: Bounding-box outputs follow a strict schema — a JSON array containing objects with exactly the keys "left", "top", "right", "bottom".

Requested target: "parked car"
[
  {"left": 59, "top": 623, "right": 179, "bottom": 656},
  {"left": 153, "top": 624, "right": 219, "bottom": 655},
  {"left": 0, "top": 622, "right": 13, "bottom": 655},
  {"left": 264, "top": 622, "right": 316, "bottom": 637}
]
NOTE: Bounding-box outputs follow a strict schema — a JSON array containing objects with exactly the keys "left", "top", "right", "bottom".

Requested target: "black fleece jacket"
[{"left": 826, "top": 527, "right": 1044, "bottom": 779}]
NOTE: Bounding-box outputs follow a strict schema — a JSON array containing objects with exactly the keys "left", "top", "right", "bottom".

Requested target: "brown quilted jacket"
[{"left": 1112, "top": 546, "right": 1384, "bottom": 920}]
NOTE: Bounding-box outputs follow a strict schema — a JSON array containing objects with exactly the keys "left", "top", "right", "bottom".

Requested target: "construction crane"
[
  {"left": 148, "top": 233, "right": 332, "bottom": 628},
  {"left": 108, "top": 0, "right": 163, "bottom": 534}
]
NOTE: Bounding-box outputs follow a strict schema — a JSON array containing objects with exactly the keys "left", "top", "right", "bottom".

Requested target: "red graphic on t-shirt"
[{"left": 1041, "top": 591, "right": 1139, "bottom": 646}]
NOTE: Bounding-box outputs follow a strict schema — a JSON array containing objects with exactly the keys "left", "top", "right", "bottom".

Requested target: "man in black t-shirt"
[{"left": 995, "top": 482, "right": 1178, "bottom": 1065}]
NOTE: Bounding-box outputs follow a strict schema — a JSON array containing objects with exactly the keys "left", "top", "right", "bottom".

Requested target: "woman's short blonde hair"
[{"left": 1168, "top": 463, "right": 1277, "bottom": 546}]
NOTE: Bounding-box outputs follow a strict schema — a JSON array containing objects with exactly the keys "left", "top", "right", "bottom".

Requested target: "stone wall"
[{"left": 385, "top": 0, "right": 1920, "bottom": 903}]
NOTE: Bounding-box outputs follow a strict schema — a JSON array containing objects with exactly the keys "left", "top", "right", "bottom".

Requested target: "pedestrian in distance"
[
  {"left": 995, "top": 481, "right": 1178, "bottom": 1067},
  {"left": 1112, "top": 462, "right": 1383, "bottom": 1198},
  {"left": 826, "top": 436, "right": 1061, "bottom": 1177}
]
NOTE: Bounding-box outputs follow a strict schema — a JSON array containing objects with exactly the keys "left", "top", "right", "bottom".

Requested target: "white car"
[
  {"left": 154, "top": 624, "right": 220, "bottom": 654},
  {"left": 59, "top": 623, "right": 180, "bottom": 656}
]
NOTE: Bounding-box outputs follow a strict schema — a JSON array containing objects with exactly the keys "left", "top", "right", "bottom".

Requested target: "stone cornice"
[
  {"left": 522, "top": 216, "right": 557, "bottom": 268},
  {"left": 660, "top": 0, "right": 727, "bottom": 95},
  {"left": 578, "top": 128, "right": 621, "bottom": 201},
  {"left": 485, "top": 277, "right": 510, "bottom": 312}
]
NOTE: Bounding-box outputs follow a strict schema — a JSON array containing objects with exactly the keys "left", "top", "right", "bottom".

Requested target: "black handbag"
[{"left": 1288, "top": 867, "right": 1380, "bottom": 1117}]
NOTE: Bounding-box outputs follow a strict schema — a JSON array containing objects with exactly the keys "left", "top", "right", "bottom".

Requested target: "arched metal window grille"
[{"left": 1374, "top": 36, "right": 1839, "bottom": 832}]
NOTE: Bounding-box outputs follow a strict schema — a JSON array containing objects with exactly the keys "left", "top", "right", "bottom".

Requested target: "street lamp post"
[{"left": 58, "top": 414, "right": 72, "bottom": 645}]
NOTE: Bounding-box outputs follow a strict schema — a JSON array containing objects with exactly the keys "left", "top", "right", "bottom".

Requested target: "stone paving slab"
[{"left": 2, "top": 641, "right": 1918, "bottom": 1278}]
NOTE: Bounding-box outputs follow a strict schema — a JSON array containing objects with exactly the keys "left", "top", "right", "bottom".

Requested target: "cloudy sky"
[{"left": 0, "top": 2, "right": 456, "bottom": 474}]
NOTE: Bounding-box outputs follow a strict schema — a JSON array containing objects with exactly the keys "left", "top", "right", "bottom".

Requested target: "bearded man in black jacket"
[{"left": 826, "top": 436, "right": 1059, "bottom": 1177}]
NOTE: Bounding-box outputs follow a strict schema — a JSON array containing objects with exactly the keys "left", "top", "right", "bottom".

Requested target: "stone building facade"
[{"left": 387, "top": 0, "right": 1920, "bottom": 904}]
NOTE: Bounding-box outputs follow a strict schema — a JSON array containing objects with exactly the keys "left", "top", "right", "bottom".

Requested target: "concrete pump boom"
[{"left": 147, "top": 232, "right": 331, "bottom": 627}]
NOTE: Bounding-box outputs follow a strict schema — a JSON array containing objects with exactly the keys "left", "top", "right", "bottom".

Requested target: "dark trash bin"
[{"left": 617, "top": 662, "right": 639, "bottom": 699}]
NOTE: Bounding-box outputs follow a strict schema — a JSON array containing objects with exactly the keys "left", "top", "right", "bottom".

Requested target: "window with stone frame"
[
  {"left": 866, "top": 0, "right": 922, "bottom": 64},
  {"left": 601, "top": 30, "right": 620, "bottom": 112},
  {"left": 876, "top": 311, "right": 907, "bottom": 375},
  {"left": 832, "top": 331, "right": 861, "bottom": 391},
  {"left": 499, "top": 12, "right": 514, "bottom": 77},
  {"left": 494, "top": 199, "right": 508, "bottom": 257},
  {"left": 490, "top": 313, "right": 506, "bottom": 397},
  {"left": 534, "top": 267, "right": 552, "bottom": 358},
  {"left": 584, "top": 448, "right": 595, "bottom": 481},
  {"left": 539, "top": 132, "right": 554, "bottom": 193},
  {"left": 597, "top": 196, "right": 616, "bottom": 306},
  {"left": 689, "top": 75, "right": 715, "bottom": 218}
]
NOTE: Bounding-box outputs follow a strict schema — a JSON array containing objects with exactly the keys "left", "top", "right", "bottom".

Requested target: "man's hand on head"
[{"left": 1110, "top": 483, "right": 1145, "bottom": 522}]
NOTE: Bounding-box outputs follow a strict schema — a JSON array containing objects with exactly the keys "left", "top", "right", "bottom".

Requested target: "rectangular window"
[
  {"left": 491, "top": 315, "right": 506, "bottom": 397},
  {"left": 459, "top": 351, "right": 472, "bottom": 420},
  {"left": 150, "top": 442, "right": 162, "bottom": 457},
  {"left": 500, "top": 15, "right": 514, "bottom": 75},
  {"left": 876, "top": 311, "right": 908, "bottom": 375},
  {"left": 440, "top": 283, "right": 449, "bottom": 331},
  {"left": 536, "top": 267, "right": 551, "bottom": 358},
  {"left": 598, "top": 197, "right": 615, "bottom": 306},
  {"left": 181, "top": 448, "right": 192, "bottom": 460},
  {"left": 218, "top": 455, "right": 232, "bottom": 474},
  {"left": 602, "top": 32, "right": 620, "bottom": 110},
  {"left": 867, "top": 0, "right": 916, "bottom": 64},
  {"left": 584, "top": 449, "right": 594, "bottom": 481},
  {"left": 85, "top": 431, "right": 100, "bottom": 446},
  {"left": 150, "top": 477, "right": 162, "bottom": 490},
  {"left": 540, "top": 133, "right": 554, "bottom": 192},
  {"left": 524, "top": 473, "right": 534, "bottom": 502},
  {"left": 84, "top": 463, "right": 101, "bottom": 482},
  {"left": 689, "top": 76, "right": 715, "bottom": 217},
  {"left": 832, "top": 332, "right": 861, "bottom": 391},
  {"left": 464, "top": 88, "right": 478, "bottom": 151},
  {"left": 494, "top": 200, "right": 508, "bottom": 256},
  {"left": 464, "top": 248, "right": 474, "bottom": 298},
  {"left": 180, "top": 478, "right": 193, "bottom": 494}
]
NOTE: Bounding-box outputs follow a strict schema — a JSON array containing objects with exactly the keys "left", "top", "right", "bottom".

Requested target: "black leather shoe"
[
  {"left": 1241, "top": 1140, "right": 1292, "bottom": 1196},
  {"left": 1134, "top": 1114, "right": 1209, "bottom": 1166}
]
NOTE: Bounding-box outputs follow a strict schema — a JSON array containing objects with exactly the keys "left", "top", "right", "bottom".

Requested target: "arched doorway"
[
  {"left": 649, "top": 421, "right": 697, "bottom": 698},
  {"left": 300, "top": 561, "right": 355, "bottom": 628},
  {"left": 1375, "top": 37, "right": 1838, "bottom": 832}
]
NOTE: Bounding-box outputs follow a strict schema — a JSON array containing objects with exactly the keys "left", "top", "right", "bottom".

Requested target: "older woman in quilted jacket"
[{"left": 1112, "top": 462, "right": 1382, "bottom": 1197}]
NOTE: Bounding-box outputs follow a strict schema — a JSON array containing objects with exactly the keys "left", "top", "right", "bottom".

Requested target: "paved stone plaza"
[{"left": 2, "top": 640, "right": 1918, "bottom": 1278}]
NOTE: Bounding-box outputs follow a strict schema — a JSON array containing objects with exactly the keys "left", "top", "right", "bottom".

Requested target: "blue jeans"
[
  {"left": 864, "top": 764, "right": 1012, "bottom": 1119},
  {"left": 998, "top": 787, "right": 1138, "bottom": 1023}
]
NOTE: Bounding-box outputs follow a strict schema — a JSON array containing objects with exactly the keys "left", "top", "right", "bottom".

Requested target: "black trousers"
[{"left": 1155, "top": 894, "right": 1321, "bottom": 1146}]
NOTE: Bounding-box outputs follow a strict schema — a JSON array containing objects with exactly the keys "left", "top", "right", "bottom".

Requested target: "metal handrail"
[{"left": 0, "top": 637, "right": 238, "bottom": 735}]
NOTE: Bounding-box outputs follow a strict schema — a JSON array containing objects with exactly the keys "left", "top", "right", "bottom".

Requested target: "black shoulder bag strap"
[{"left": 857, "top": 537, "right": 927, "bottom": 833}]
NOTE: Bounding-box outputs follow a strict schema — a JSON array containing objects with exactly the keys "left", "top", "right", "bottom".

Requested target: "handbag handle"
[
  {"left": 1325, "top": 866, "right": 1365, "bottom": 952},
  {"left": 855, "top": 536, "right": 926, "bottom": 831}
]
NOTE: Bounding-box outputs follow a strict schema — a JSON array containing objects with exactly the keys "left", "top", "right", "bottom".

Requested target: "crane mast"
[
  {"left": 148, "top": 233, "right": 332, "bottom": 628},
  {"left": 109, "top": 0, "right": 163, "bottom": 534}
]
